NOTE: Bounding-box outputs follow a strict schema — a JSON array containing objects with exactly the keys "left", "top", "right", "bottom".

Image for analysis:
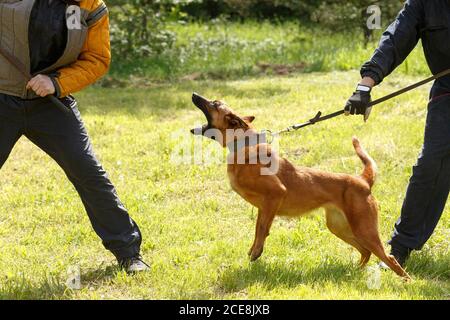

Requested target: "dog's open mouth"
[{"left": 190, "top": 93, "right": 213, "bottom": 135}]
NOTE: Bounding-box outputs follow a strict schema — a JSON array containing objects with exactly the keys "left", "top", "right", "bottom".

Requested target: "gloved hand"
[{"left": 345, "top": 84, "right": 372, "bottom": 119}]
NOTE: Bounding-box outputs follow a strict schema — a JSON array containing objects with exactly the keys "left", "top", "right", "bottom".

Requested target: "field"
[{"left": 0, "top": 69, "right": 448, "bottom": 299}]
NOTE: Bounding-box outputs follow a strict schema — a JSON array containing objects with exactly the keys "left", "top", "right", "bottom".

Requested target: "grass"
[
  {"left": 109, "top": 21, "right": 430, "bottom": 83},
  {"left": 0, "top": 70, "right": 448, "bottom": 300}
]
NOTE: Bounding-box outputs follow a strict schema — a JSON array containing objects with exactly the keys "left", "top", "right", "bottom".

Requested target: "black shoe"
[
  {"left": 391, "top": 247, "right": 411, "bottom": 267},
  {"left": 118, "top": 255, "right": 150, "bottom": 273},
  {"left": 379, "top": 246, "right": 411, "bottom": 270}
]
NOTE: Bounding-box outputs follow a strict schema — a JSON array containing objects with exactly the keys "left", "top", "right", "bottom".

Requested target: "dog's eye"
[{"left": 212, "top": 101, "right": 220, "bottom": 107}]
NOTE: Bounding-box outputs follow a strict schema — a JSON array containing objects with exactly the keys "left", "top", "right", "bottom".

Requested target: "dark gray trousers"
[
  {"left": 0, "top": 93, "right": 141, "bottom": 259},
  {"left": 390, "top": 95, "right": 450, "bottom": 251}
]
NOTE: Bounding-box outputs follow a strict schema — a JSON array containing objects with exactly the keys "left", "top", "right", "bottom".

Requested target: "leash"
[
  {"left": 263, "top": 68, "right": 450, "bottom": 143},
  {"left": 0, "top": 45, "right": 70, "bottom": 114}
]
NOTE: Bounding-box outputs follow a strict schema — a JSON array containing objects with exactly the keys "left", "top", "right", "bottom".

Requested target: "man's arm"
[
  {"left": 346, "top": 0, "right": 424, "bottom": 117},
  {"left": 52, "top": 0, "right": 111, "bottom": 98},
  {"left": 361, "top": 0, "right": 424, "bottom": 85}
]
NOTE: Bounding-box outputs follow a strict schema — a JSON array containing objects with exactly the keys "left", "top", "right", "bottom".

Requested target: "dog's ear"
[
  {"left": 242, "top": 116, "right": 255, "bottom": 123},
  {"left": 226, "top": 114, "right": 248, "bottom": 129}
]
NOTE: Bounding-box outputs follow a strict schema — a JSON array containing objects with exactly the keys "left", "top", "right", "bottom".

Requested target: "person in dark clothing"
[
  {"left": 345, "top": 0, "right": 450, "bottom": 267},
  {"left": 0, "top": 0, "right": 148, "bottom": 273}
]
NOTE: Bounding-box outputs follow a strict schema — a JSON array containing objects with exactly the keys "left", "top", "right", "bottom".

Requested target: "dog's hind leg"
[
  {"left": 344, "top": 200, "right": 411, "bottom": 280},
  {"left": 353, "top": 227, "right": 411, "bottom": 280},
  {"left": 325, "top": 208, "right": 371, "bottom": 267}
]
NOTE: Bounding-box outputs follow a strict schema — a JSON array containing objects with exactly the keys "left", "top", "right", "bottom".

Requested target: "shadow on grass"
[
  {"left": 0, "top": 265, "right": 118, "bottom": 300},
  {"left": 218, "top": 259, "right": 359, "bottom": 293},
  {"left": 79, "top": 264, "right": 118, "bottom": 285},
  {"left": 405, "top": 252, "right": 450, "bottom": 299},
  {"left": 218, "top": 256, "right": 449, "bottom": 299},
  {"left": 406, "top": 250, "right": 450, "bottom": 281},
  {"left": 0, "top": 274, "right": 67, "bottom": 300}
]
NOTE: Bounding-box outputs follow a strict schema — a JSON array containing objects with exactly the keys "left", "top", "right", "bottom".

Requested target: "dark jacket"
[{"left": 361, "top": 0, "right": 450, "bottom": 97}]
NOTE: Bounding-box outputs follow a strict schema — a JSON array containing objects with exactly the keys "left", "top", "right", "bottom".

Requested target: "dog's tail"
[{"left": 352, "top": 137, "right": 377, "bottom": 188}]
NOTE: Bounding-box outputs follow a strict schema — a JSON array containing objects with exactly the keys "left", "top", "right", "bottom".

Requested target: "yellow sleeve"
[{"left": 54, "top": 1, "right": 111, "bottom": 97}]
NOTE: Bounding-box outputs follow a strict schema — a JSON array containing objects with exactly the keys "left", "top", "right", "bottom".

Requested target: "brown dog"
[{"left": 190, "top": 93, "right": 410, "bottom": 280}]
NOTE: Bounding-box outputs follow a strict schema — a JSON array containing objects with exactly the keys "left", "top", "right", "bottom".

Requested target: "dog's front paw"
[{"left": 250, "top": 249, "right": 263, "bottom": 262}]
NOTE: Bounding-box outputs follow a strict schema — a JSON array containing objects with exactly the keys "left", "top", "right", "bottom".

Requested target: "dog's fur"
[{"left": 191, "top": 93, "right": 410, "bottom": 280}]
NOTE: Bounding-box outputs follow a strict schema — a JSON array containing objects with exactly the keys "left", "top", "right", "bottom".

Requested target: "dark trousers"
[
  {"left": 390, "top": 95, "right": 450, "bottom": 251},
  {"left": 0, "top": 93, "right": 141, "bottom": 259}
]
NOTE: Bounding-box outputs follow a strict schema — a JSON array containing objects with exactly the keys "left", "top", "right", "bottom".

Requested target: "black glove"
[{"left": 345, "top": 84, "right": 372, "bottom": 116}]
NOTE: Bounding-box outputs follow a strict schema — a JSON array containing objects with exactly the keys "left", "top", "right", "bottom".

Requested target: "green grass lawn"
[{"left": 0, "top": 71, "right": 448, "bottom": 299}]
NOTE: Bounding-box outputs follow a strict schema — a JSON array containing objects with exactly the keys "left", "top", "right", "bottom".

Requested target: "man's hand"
[
  {"left": 26, "top": 74, "right": 55, "bottom": 97},
  {"left": 345, "top": 77, "right": 375, "bottom": 120},
  {"left": 345, "top": 86, "right": 371, "bottom": 115}
]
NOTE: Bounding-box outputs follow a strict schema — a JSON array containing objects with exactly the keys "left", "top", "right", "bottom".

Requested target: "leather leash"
[
  {"left": 0, "top": 45, "right": 70, "bottom": 114},
  {"left": 264, "top": 68, "right": 450, "bottom": 143}
]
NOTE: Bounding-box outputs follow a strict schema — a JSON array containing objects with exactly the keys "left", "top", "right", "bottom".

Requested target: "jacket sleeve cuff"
[
  {"left": 360, "top": 58, "right": 386, "bottom": 85},
  {"left": 361, "top": 70, "right": 383, "bottom": 85},
  {"left": 49, "top": 76, "right": 62, "bottom": 98}
]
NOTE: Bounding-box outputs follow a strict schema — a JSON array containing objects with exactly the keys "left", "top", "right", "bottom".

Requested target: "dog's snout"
[
  {"left": 190, "top": 124, "right": 210, "bottom": 136},
  {"left": 192, "top": 93, "right": 209, "bottom": 107}
]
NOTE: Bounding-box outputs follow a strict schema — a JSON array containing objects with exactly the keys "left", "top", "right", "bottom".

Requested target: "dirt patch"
[
  {"left": 256, "top": 62, "right": 307, "bottom": 75},
  {"left": 100, "top": 61, "right": 309, "bottom": 88},
  {"left": 178, "top": 62, "right": 308, "bottom": 81}
]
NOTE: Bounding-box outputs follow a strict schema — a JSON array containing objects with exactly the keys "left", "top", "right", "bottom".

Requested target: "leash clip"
[{"left": 261, "top": 129, "right": 276, "bottom": 144}]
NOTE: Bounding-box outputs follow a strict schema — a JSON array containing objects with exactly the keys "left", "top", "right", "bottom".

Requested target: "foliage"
[
  {"left": 311, "top": 0, "right": 405, "bottom": 31},
  {"left": 107, "top": 21, "right": 429, "bottom": 82},
  {"left": 108, "top": 0, "right": 177, "bottom": 59},
  {"left": 106, "top": 1, "right": 406, "bottom": 60},
  {"left": 175, "top": 0, "right": 404, "bottom": 24}
]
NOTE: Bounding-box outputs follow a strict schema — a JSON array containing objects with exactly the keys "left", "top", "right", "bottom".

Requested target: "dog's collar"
[{"left": 226, "top": 132, "right": 267, "bottom": 153}]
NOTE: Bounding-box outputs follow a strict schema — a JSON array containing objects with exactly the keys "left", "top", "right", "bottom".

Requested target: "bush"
[
  {"left": 106, "top": 1, "right": 406, "bottom": 64},
  {"left": 108, "top": 0, "right": 177, "bottom": 60},
  {"left": 178, "top": 0, "right": 316, "bottom": 20},
  {"left": 311, "top": 1, "right": 405, "bottom": 30},
  {"left": 176, "top": 0, "right": 404, "bottom": 24}
]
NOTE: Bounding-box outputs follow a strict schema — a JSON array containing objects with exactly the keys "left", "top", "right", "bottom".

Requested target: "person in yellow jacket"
[{"left": 0, "top": 0, "right": 148, "bottom": 273}]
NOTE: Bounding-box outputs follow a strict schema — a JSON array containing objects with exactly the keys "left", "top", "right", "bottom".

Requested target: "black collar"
[{"left": 226, "top": 132, "right": 267, "bottom": 153}]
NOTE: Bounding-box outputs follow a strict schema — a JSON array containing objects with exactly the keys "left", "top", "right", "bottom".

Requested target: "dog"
[{"left": 190, "top": 93, "right": 410, "bottom": 280}]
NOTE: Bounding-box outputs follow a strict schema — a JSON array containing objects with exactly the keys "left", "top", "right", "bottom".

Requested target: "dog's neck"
[{"left": 226, "top": 129, "right": 267, "bottom": 153}]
